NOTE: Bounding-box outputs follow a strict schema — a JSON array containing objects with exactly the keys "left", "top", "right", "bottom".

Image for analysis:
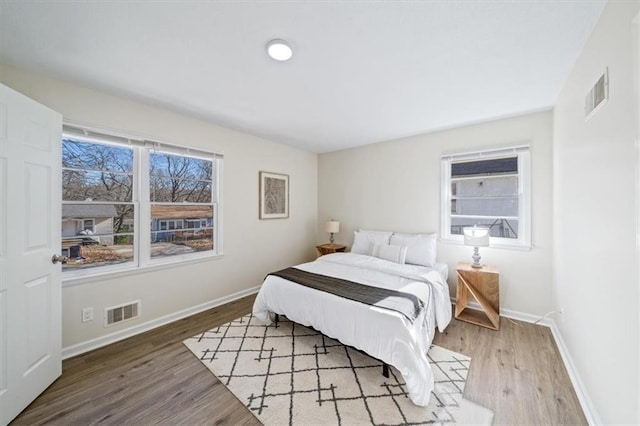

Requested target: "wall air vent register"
[
  {"left": 585, "top": 68, "right": 609, "bottom": 119},
  {"left": 104, "top": 300, "right": 140, "bottom": 327}
]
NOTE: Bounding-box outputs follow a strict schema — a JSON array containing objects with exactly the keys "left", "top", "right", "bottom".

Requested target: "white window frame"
[
  {"left": 440, "top": 145, "right": 531, "bottom": 250},
  {"left": 61, "top": 124, "right": 224, "bottom": 285}
]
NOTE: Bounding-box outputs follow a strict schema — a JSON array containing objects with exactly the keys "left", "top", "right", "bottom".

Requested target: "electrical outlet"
[{"left": 81, "top": 307, "right": 94, "bottom": 323}]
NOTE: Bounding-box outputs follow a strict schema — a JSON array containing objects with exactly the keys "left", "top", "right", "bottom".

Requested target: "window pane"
[
  {"left": 453, "top": 197, "right": 519, "bottom": 217},
  {"left": 150, "top": 204, "right": 214, "bottom": 258},
  {"left": 451, "top": 217, "right": 519, "bottom": 239},
  {"left": 61, "top": 203, "right": 135, "bottom": 270},
  {"left": 62, "top": 170, "right": 133, "bottom": 202},
  {"left": 63, "top": 139, "right": 133, "bottom": 172},
  {"left": 150, "top": 177, "right": 212, "bottom": 203},
  {"left": 150, "top": 152, "right": 212, "bottom": 180},
  {"left": 149, "top": 153, "right": 213, "bottom": 203},
  {"left": 452, "top": 156, "right": 517, "bottom": 177},
  {"left": 452, "top": 176, "right": 517, "bottom": 197}
]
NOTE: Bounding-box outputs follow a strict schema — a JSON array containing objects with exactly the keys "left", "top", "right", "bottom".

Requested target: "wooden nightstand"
[
  {"left": 315, "top": 243, "right": 347, "bottom": 256},
  {"left": 455, "top": 262, "right": 500, "bottom": 330}
]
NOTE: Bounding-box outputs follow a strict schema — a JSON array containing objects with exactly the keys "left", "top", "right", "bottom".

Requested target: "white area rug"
[{"left": 184, "top": 314, "right": 493, "bottom": 425}]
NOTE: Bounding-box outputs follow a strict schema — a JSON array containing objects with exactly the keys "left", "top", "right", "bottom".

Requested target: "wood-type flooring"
[{"left": 12, "top": 294, "right": 587, "bottom": 425}]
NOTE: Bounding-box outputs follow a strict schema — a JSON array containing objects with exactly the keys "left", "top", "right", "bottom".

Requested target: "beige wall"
[
  {"left": 0, "top": 65, "right": 318, "bottom": 348},
  {"left": 553, "top": 1, "right": 640, "bottom": 424},
  {"left": 318, "top": 110, "right": 554, "bottom": 316}
]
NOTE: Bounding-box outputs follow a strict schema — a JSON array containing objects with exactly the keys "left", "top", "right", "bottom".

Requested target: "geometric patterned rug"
[{"left": 184, "top": 314, "right": 492, "bottom": 425}]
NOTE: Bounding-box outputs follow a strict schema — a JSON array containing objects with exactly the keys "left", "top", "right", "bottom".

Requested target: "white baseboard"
[
  {"left": 449, "top": 297, "right": 554, "bottom": 326},
  {"left": 62, "top": 285, "right": 261, "bottom": 360},
  {"left": 451, "top": 297, "right": 600, "bottom": 424},
  {"left": 547, "top": 321, "right": 602, "bottom": 425}
]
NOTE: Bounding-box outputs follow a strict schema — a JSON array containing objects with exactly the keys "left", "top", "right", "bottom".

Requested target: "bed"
[{"left": 252, "top": 231, "right": 452, "bottom": 407}]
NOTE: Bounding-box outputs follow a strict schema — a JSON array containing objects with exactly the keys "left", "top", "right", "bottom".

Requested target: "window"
[
  {"left": 62, "top": 138, "right": 135, "bottom": 266},
  {"left": 81, "top": 219, "right": 95, "bottom": 233},
  {"left": 441, "top": 146, "right": 531, "bottom": 248},
  {"left": 61, "top": 125, "right": 222, "bottom": 278},
  {"left": 150, "top": 151, "right": 214, "bottom": 258}
]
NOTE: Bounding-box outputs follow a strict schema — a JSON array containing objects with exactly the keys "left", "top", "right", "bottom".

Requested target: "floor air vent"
[
  {"left": 104, "top": 300, "right": 140, "bottom": 327},
  {"left": 585, "top": 68, "right": 608, "bottom": 119}
]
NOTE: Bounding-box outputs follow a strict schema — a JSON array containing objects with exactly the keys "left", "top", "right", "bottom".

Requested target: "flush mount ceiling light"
[{"left": 266, "top": 39, "right": 293, "bottom": 61}]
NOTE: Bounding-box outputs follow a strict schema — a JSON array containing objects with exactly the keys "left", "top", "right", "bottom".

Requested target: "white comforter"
[{"left": 252, "top": 252, "right": 452, "bottom": 406}]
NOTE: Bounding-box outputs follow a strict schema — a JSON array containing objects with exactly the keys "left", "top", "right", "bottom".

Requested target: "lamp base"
[
  {"left": 329, "top": 233, "right": 335, "bottom": 244},
  {"left": 471, "top": 247, "right": 483, "bottom": 268}
]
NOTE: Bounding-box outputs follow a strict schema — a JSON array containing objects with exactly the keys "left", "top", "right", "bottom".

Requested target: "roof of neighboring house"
[
  {"left": 62, "top": 204, "right": 118, "bottom": 219},
  {"left": 151, "top": 205, "right": 212, "bottom": 220}
]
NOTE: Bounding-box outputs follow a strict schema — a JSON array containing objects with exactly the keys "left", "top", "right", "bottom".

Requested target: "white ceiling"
[{"left": 0, "top": 1, "right": 606, "bottom": 153}]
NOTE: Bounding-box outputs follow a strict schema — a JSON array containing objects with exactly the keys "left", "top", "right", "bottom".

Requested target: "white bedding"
[{"left": 252, "top": 252, "right": 452, "bottom": 406}]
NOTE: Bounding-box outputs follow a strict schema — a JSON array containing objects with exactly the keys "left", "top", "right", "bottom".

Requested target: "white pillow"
[
  {"left": 371, "top": 243, "right": 408, "bottom": 264},
  {"left": 389, "top": 233, "right": 437, "bottom": 267},
  {"left": 351, "top": 230, "right": 393, "bottom": 254}
]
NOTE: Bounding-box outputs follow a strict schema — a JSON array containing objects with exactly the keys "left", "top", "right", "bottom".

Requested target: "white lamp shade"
[
  {"left": 463, "top": 226, "right": 490, "bottom": 247},
  {"left": 325, "top": 220, "right": 340, "bottom": 234}
]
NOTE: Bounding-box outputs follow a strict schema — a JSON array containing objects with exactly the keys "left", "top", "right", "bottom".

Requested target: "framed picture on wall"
[{"left": 259, "top": 171, "right": 289, "bottom": 219}]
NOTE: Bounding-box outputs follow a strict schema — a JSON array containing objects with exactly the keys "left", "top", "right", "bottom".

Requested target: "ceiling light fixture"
[{"left": 266, "top": 39, "right": 293, "bottom": 61}]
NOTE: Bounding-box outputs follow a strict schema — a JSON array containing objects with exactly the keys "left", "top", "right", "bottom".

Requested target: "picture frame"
[{"left": 259, "top": 171, "right": 289, "bottom": 219}]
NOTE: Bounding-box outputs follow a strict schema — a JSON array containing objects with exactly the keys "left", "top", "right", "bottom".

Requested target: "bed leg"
[
  {"left": 274, "top": 313, "right": 279, "bottom": 327},
  {"left": 382, "top": 363, "right": 389, "bottom": 378}
]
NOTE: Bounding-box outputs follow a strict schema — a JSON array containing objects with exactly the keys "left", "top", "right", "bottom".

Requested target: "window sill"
[
  {"left": 62, "top": 252, "right": 224, "bottom": 287},
  {"left": 440, "top": 237, "right": 532, "bottom": 251}
]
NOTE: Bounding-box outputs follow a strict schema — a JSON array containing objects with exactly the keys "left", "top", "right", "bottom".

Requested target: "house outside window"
[
  {"left": 441, "top": 145, "right": 531, "bottom": 249},
  {"left": 61, "top": 125, "right": 223, "bottom": 279}
]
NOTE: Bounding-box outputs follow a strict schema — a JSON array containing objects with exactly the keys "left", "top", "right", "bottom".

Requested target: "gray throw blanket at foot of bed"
[{"left": 267, "top": 267, "right": 424, "bottom": 322}]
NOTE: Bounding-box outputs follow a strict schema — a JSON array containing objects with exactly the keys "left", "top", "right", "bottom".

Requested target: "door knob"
[{"left": 51, "top": 254, "right": 68, "bottom": 264}]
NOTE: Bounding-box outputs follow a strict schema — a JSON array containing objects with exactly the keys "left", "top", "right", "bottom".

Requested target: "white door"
[{"left": 0, "top": 84, "right": 62, "bottom": 425}]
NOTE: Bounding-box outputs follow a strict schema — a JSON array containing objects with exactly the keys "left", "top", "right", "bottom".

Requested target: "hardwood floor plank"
[
  {"left": 11, "top": 296, "right": 585, "bottom": 425},
  {"left": 433, "top": 316, "right": 586, "bottom": 425}
]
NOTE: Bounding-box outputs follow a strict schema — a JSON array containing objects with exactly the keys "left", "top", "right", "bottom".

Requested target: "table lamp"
[
  {"left": 463, "top": 226, "right": 490, "bottom": 268},
  {"left": 325, "top": 220, "right": 340, "bottom": 244}
]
